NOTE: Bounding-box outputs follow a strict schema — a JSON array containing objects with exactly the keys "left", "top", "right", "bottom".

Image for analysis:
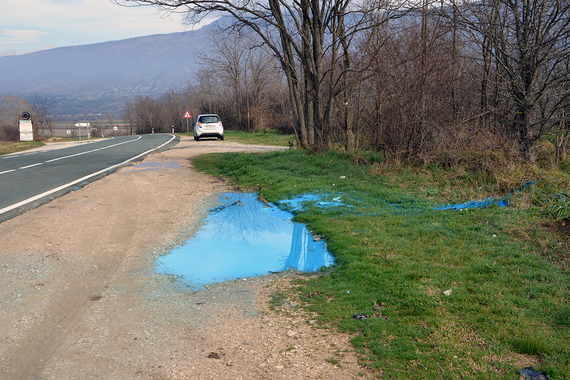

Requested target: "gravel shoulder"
[{"left": 0, "top": 137, "right": 373, "bottom": 380}]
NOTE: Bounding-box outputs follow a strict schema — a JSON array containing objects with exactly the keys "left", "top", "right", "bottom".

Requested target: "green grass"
[
  {"left": 224, "top": 129, "right": 295, "bottom": 146},
  {"left": 269, "top": 292, "right": 288, "bottom": 311},
  {"left": 180, "top": 129, "right": 295, "bottom": 147},
  {"left": 194, "top": 149, "right": 570, "bottom": 379},
  {"left": 0, "top": 141, "right": 44, "bottom": 156}
]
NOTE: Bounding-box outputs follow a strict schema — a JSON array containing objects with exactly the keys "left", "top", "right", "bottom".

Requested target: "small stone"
[
  {"left": 444, "top": 289, "right": 452, "bottom": 296},
  {"left": 207, "top": 352, "right": 221, "bottom": 359}
]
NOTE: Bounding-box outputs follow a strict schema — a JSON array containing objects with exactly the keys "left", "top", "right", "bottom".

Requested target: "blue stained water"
[
  {"left": 279, "top": 193, "right": 347, "bottom": 211},
  {"left": 156, "top": 193, "right": 335, "bottom": 288}
]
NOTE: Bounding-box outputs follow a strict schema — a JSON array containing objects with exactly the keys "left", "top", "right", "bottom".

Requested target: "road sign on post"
[
  {"left": 183, "top": 110, "right": 192, "bottom": 133},
  {"left": 75, "top": 122, "right": 90, "bottom": 141},
  {"left": 19, "top": 112, "right": 33, "bottom": 142}
]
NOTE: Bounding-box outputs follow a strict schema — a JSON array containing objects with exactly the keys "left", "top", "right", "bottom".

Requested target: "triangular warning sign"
[{"left": 184, "top": 110, "right": 191, "bottom": 118}]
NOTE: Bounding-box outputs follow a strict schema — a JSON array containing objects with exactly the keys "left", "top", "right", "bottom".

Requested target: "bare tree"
[
  {"left": 452, "top": 0, "right": 570, "bottom": 161},
  {"left": 1, "top": 94, "right": 30, "bottom": 127},
  {"left": 133, "top": 96, "right": 161, "bottom": 134},
  {"left": 107, "top": 113, "right": 115, "bottom": 135},
  {"left": 356, "top": 7, "right": 480, "bottom": 159},
  {"left": 29, "top": 94, "right": 56, "bottom": 139},
  {"left": 123, "top": 99, "right": 136, "bottom": 135},
  {"left": 162, "top": 89, "right": 189, "bottom": 132},
  {"left": 195, "top": 28, "right": 285, "bottom": 131},
  {"left": 114, "top": 0, "right": 409, "bottom": 150}
]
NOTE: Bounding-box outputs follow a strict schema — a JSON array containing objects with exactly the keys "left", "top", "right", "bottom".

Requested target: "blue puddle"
[{"left": 156, "top": 193, "right": 336, "bottom": 289}]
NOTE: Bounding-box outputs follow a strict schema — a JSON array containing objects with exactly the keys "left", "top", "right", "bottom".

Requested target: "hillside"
[{"left": 0, "top": 23, "right": 216, "bottom": 117}]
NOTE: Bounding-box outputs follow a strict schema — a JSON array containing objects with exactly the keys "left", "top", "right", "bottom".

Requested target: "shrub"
[{"left": 0, "top": 125, "right": 20, "bottom": 142}]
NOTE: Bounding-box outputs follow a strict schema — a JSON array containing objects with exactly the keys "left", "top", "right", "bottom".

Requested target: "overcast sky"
[{"left": 1, "top": 0, "right": 214, "bottom": 57}]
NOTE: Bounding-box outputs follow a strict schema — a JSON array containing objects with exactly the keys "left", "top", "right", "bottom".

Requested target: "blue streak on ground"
[
  {"left": 436, "top": 197, "right": 510, "bottom": 210},
  {"left": 278, "top": 193, "right": 348, "bottom": 211},
  {"left": 435, "top": 181, "right": 535, "bottom": 211},
  {"left": 156, "top": 193, "right": 335, "bottom": 289}
]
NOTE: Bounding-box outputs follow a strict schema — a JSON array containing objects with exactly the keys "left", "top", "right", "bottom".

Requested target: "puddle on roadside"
[{"left": 156, "top": 193, "right": 335, "bottom": 289}]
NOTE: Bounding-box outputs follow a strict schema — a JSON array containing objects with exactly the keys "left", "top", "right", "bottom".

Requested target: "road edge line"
[{"left": 0, "top": 134, "right": 178, "bottom": 223}]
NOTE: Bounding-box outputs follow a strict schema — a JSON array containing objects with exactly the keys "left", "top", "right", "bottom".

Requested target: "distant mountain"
[{"left": 0, "top": 22, "right": 218, "bottom": 118}]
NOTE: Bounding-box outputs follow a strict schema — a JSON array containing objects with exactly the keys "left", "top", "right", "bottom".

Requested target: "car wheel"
[
  {"left": 220, "top": 135, "right": 224, "bottom": 141},
  {"left": 194, "top": 135, "right": 199, "bottom": 141}
]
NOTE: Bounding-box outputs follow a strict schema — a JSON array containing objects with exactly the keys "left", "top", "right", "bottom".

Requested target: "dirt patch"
[{"left": 0, "top": 137, "right": 373, "bottom": 379}]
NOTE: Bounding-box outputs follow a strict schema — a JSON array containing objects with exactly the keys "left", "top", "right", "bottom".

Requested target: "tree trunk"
[
  {"left": 310, "top": 0, "right": 326, "bottom": 151},
  {"left": 339, "top": 12, "right": 355, "bottom": 151},
  {"left": 514, "top": 101, "right": 537, "bottom": 161},
  {"left": 301, "top": 0, "right": 314, "bottom": 147},
  {"left": 269, "top": 0, "right": 309, "bottom": 148}
]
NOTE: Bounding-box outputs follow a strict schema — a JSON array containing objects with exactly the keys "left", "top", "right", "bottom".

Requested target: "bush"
[
  {"left": 275, "top": 123, "right": 296, "bottom": 135},
  {"left": 543, "top": 191, "right": 570, "bottom": 221},
  {"left": 0, "top": 125, "right": 20, "bottom": 142}
]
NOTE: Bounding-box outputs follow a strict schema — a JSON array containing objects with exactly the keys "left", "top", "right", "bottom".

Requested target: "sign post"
[
  {"left": 183, "top": 110, "right": 192, "bottom": 133},
  {"left": 74, "top": 122, "right": 90, "bottom": 141},
  {"left": 19, "top": 112, "right": 33, "bottom": 142}
]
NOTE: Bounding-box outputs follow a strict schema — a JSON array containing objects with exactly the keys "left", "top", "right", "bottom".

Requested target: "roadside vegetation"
[
  {"left": 119, "top": 0, "right": 570, "bottom": 163},
  {"left": 180, "top": 129, "right": 295, "bottom": 147},
  {"left": 219, "top": 129, "right": 294, "bottom": 147},
  {"left": 0, "top": 141, "right": 44, "bottom": 156},
  {"left": 194, "top": 139, "right": 570, "bottom": 379}
]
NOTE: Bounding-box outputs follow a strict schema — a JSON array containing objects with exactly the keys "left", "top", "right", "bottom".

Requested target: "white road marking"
[
  {"left": 0, "top": 136, "right": 142, "bottom": 175},
  {"left": 0, "top": 135, "right": 176, "bottom": 217},
  {"left": 45, "top": 136, "right": 141, "bottom": 163},
  {"left": 19, "top": 163, "right": 43, "bottom": 169}
]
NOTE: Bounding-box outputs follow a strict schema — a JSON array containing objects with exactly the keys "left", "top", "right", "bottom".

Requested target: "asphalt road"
[{"left": 0, "top": 134, "right": 178, "bottom": 224}]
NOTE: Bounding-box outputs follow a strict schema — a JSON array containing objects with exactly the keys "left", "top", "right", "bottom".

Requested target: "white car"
[{"left": 193, "top": 114, "right": 224, "bottom": 141}]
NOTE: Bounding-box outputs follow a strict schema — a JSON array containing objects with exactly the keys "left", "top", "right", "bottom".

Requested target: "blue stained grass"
[
  {"left": 435, "top": 181, "right": 535, "bottom": 210},
  {"left": 278, "top": 193, "right": 348, "bottom": 211},
  {"left": 436, "top": 197, "right": 510, "bottom": 210}
]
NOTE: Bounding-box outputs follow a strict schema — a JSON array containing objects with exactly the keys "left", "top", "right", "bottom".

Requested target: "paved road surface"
[{"left": 0, "top": 134, "right": 178, "bottom": 223}]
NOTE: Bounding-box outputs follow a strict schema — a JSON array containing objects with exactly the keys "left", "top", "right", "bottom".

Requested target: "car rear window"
[{"left": 199, "top": 116, "right": 220, "bottom": 123}]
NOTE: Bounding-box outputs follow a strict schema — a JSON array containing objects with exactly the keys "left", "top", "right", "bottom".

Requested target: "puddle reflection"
[{"left": 156, "top": 193, "right": 335, "bottom": 288}]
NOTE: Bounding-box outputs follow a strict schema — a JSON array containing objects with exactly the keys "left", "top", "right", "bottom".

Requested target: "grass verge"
[
  {"left": 0, "top": 141, "right": 44, "bottom": 156},
  {"left": 194, "top": 148, "right": 570, "bottom": 379},
  {"left": 179, "top": 129, "right": 295, "bottom": 147}
]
